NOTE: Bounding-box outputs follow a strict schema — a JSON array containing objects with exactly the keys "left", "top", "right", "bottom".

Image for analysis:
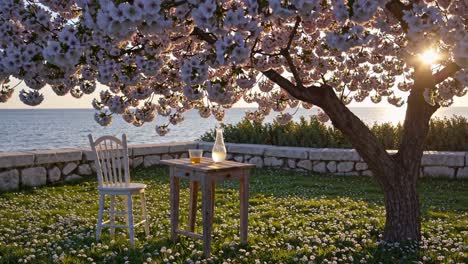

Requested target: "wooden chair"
[{"left": 88, "top": 134, "right": 149, "bottom": 247}]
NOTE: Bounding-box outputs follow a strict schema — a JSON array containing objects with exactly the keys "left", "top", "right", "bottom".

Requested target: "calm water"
[{"left": 1, "top": 107, "right": 467, "bottom": 152}]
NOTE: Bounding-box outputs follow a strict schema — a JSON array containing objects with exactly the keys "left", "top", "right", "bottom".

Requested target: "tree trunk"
[{"left": 382, "top": 169, "right": 421, "bottom": 241}]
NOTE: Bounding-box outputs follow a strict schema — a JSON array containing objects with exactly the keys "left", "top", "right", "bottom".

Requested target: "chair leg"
[
  {"left": 127, "top": 194, "right": 135, "bottom": 247},
  {"left": 96, "top": 193, "right": 105, "bottom": 241},
  {"left": 140, "top": 192, "right": 150, "bottom": 237},
  {"left": 109, "top": 195, "right": 116, "bottom": 238},
  {"left": 122, "top": 195, "right": 128, "bottom": 226}
]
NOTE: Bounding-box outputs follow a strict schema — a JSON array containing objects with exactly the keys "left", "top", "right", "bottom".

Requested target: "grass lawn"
[{"left": 0, "top": 167, "right": 466, "bottom": 264}]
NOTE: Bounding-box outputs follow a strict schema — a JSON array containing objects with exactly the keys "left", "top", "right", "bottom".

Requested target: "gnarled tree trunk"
[
  {"left": 264, "top": 64, "right": 438, "bottom": 242},
  {"left": 382, "top": 173, "right": 420, "bottom": 241}
]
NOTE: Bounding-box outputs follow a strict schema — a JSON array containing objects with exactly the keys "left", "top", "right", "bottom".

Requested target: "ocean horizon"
[{"left": 1, "top": 107, "right": 468, "bottom": 152}]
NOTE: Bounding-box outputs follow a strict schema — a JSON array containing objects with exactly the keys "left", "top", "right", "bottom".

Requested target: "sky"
[{"left": 1, "top": 82, "right": 467, "bottom": 109}]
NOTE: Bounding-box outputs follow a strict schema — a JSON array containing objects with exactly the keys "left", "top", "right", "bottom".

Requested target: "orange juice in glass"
[{"left": 189, "top": 149, "right": 203, "bottom": 164}]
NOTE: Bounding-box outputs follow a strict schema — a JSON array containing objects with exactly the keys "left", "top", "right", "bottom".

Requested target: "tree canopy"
[{"left": 0, "top": 0, "right": 466, "bottom": 135}]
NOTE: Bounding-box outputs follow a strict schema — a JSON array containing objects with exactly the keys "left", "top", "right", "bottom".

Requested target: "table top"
[{"left": 160, "top": 158, "right": 255, "bottom": 172}]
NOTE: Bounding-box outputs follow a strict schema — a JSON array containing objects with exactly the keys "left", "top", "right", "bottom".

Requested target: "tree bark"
[{"left": 382, "top": 174, "right": 421, "bottom": 241}]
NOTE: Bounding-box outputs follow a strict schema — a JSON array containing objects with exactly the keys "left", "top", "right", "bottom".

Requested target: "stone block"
[
  {"left": 0, "top": 152, "right": 34, "bottom": 169},
  {"left": 234, "top": 155, "right": 244, "bottom": 163},
  {"left": 78, "top": 164, "right": 92, "bottom": 176},
  {"left": 355, "top": 162, "right": 368, "bottom": 171},
  {"left": 82, "top": 149, "right": 96, "bottom": 161},
  {"left": 89, "top": 162, "right": 96, "bottom": 173},
  {"left": 131, "top": 143, "right": 170, "bottom": 156},
  {"left": 345, "top": 172, "right": 360, "bottom": 176},
  {"left": 22, "top": 167, "right": 47, "bottom": 187},
  {"left": 248, "top": 156, "right": 263, "bottom": 168},
  {"left": 169, "top": 142, "right": 198, "bottom": 153},
  {"left": 337, "top": 162, "right": 354, "bottom": 173},
  {"left": 457, "top": 167, "right": 468, "bottom": 179},
  {"left": 0, "top": 169, "right": 19, "bottom": 192},
  {"left": 297, "top": 160, "right": 312, "bottom": 171},
  {"left": 313, "top": 162, "right": 327, "bottom": 173},
  {"left": 421, "top": 151, "right": 465, "bottom": 167},
  {"left": 287, "top": 159, "right": 296, "bottom": 169},
  {"left": 198, "top": 142, "right": 214, "bottom": 151},
  {"left": 264, "top": 146, "right": 308, "bottom": 159},
  {"left": 327, "top": 161, "right": 337, "bottom": 173},
  {"left": 309, "top": 149, "right": 360, "bottom": 161},
  {"left": 65, "top": 174, "right": 83, "bottom": 182},
  {"left": 48, "top": 166, "right": 61, "bottom": 182},
  {"left": 62, "top": 162, "right": 77, "bottom": 175},
  {"left": 82, "top": 147, "right": 130, "bottom": 161},
  {"left": 264, "top": 157, "right": 284, "bottom": 167},
  {"left": 31, "top": 148, "right": 82, "bottom": 165},
  {"left": 144, "top": 155, "right": 161, "bottom": 167},
  {"left": 227, "top": 143, "right": 266, "bottom": 156},
  {"left": 362, "top": 170, "right": 373, "bottom": 177},
  {"left": 132, "top": 156, "right": 144, "bottom": 168},
  {"left": 162, "top": 154, "right": 173, "bottom": 160},
  {"left": 423, "top": 166, "right": 455, "bottom": 178}
]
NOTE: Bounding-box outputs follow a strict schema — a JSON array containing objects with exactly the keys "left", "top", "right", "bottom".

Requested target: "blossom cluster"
[{"left": 0, "top": 0, "right": 466, "bottom": 133}]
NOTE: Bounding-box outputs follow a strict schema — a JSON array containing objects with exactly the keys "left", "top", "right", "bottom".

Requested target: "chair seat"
[{"left": 99, "top": 183, "right": 147, "bottom": 194}]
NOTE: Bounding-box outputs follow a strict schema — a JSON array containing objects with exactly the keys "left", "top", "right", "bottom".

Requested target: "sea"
[{"left": 1, "top": 107, "right": 467, "bottom": 152}]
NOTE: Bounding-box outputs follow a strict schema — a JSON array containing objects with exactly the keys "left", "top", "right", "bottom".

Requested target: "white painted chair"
[{"left": 88, "top": 134, "right": 149, "bottom": 247}]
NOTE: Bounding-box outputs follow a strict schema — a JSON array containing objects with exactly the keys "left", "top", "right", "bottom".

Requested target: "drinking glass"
[{"left": 189, "top": 149, "right": 203, "bottom": 164}]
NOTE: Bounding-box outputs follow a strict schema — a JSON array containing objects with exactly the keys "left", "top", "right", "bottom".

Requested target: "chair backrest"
[{"left": 88, "top": 134, "right": 131, "bottom": 188}]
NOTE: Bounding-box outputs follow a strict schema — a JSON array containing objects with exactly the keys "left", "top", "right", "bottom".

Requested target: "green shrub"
[{"left": 199, "top": 116, "right": 468, "bottom": 151}]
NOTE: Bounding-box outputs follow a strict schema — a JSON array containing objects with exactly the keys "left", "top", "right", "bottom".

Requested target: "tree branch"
[
  {"left": 280, "top": 16, "right": 303, "bottom": 88},
  {"left": 263, "top": 68, "right": 398, "bottom": 189},
  {"left": 191, "top": 27, "right": 217, "bottom": 44},
  {"left": 285, "top": 16, "right": 301, "bottom": 50},
  {"left": 434, "top": 62, "right": 461, "bottom": 84},
  {"left": 280, "top": 50, "right": 304, "bottom": 88},
  {"left": 385, "top": 0, "right": 411, "bottom": 31},
  {"left": 397, "top": 64, "right": 438, "bottom": 183}
]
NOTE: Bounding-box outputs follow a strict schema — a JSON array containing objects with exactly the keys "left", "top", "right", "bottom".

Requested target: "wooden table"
[{"left": 160, "top": 158, "right": 254, "bottom": 258}]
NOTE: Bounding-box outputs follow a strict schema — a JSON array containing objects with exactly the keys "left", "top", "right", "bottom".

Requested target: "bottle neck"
[{"left": 215, "top": 129, "right": 224, "bottom": 143}]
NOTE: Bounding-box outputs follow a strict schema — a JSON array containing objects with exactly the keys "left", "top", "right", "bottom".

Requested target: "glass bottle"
[{"left": 212, "top": 128, "right": 227, "bottom": 162}]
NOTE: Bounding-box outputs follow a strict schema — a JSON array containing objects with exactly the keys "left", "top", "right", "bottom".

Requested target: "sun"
[{"left": 419, "top": 49, "right": 439, "bottom": 65}]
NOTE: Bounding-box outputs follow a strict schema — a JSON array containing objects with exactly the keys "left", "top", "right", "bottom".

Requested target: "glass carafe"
[{"left": 212, "top": 128, "right": 227, "bottom": 162}]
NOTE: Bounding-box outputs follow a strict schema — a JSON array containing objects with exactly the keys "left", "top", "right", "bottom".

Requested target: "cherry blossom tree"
[{"left": 0, "top": 0, "right": 466, "bottom": 242}]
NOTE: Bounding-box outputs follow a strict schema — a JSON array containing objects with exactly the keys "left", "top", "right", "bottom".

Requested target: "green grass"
[{"left": 0, "top": 167, "right": 467, "bottom": 263}]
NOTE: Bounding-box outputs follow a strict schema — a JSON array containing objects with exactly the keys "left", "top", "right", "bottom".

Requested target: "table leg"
[
  {"left": 188, "top": 181, "right": 199, "bottom": 232},
  {"left": 202, "top": 177, "right": 213, "bottom": 258},
  {"left": 170, "top": 169, "right": 180, "bottom": 242},
  {"left": 240, "top": 172, "right": 249, "bottom": 244},
  {"left": 211, "top": 181, "right": 215, "bottom": 224}
]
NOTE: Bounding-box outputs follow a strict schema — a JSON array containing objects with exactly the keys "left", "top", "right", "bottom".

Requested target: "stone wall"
[
  {"left": 1, "top": 141, "right": 466, "bottom": 192},
  {"left": 198, "top": 142, "right": 468, "bottom": 179},
  {"left": 0, "top": 142, "right": 196, "bottom": 192}
]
